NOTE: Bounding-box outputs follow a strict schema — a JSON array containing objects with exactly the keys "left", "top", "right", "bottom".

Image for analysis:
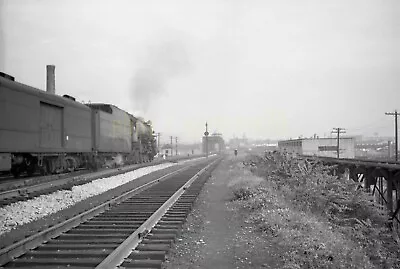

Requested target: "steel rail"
[
  {"left": 0, "top": 162, "right": 197, "bottom": 266},
  {"left": 95, "top": 157, "right": 220, "bottom": 269},
  {"left": 0, "top": 155, "right": 206, "bottom": 206}
]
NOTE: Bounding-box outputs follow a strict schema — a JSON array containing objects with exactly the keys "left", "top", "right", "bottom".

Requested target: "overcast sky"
[{"left": 0, "top": 0, "right": 399, "bottom": 143}]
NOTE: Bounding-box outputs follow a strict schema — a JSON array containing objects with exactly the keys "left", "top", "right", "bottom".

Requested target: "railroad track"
[
  {"left": 0, "top": 156, "right": 221, "bottom": 268},
  {"left": 0, "top": 168, "right": 134, "bottom": 208},
  {"left": 0, "top": 175, "right": 89, "bottom": 207},
  {"left": 0, "top": 156, "right": 205, "bottom": 208},
  {"left": 0, "top": 169, "right": 90, "bottom": 192}
]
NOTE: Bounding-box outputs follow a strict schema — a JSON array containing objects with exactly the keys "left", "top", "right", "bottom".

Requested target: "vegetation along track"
[
  {"left": 0, "top": 156, "right": 221, "bottom": 268},
  {"left": 0, "top": 155, "right": 204, "bottom": 207}
]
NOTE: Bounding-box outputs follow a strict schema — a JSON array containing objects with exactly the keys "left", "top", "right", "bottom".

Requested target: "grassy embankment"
[{"left": 231, "top": 152, "right": 399, "bottom": 269}]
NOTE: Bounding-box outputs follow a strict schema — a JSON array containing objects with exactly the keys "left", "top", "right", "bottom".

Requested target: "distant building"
[
  {"left": 355, "top": 140, "right": 394, "bottom": 160},
  {"left": 161, "top": 144, "right": 173, "bottom": 156},
  {"left": 202, "top": 133, "right": 225, "bottom": 154},
  {"left": 229, "top": 135, "right": 248, "bottom": 149},
  {"left": 278, "top": 137, "right": 356, "bottom": 158}
]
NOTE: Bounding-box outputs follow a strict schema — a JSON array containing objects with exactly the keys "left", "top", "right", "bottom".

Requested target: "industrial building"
[{"left": 278, "top": 137, "right": 356, "bottom": 158}]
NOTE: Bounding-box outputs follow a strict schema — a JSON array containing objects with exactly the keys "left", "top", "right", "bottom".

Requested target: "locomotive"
[{"left": 0, "top": 71, "right": 157, "bottom": 177}]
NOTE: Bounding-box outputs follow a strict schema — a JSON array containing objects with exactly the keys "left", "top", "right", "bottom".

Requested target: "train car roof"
[
  {"left": 87, "top": 103, "right": 143, "bottom": 122},
  {"left": 86, "top": 103, "right": 134, "bottom": 115},
  {"left": 86, "top": 103, "right": 114, "bottom": 113},
  {"left": 0, "top": 75, "right": 90, "bottom": 110}
]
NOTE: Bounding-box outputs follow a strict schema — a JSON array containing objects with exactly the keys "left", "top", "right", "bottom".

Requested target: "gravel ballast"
[{"left": 0, "top": 162, "right": 176, "bottom": 236}]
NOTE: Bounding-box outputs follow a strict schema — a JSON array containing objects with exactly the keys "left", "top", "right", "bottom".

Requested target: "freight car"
[{"left": 0, "top": 72, "right": 156, "bottom": 177}]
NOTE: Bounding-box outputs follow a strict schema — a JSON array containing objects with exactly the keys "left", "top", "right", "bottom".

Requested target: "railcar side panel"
[
  {"left": 91, "top": 110, "right": 99, "bottom": 151},
  {"left": 0, "top": 77, "right": 92, "bottom": 153},
  {"left": 39, "top": 102, "right": 63, "bottom": 148},
  {"left": 90, "top": 105, "right": 131, "bottom": 153},
  {"left": 63, "top": 105, "right": 91, "bottom": 151},
  {"left": 0, "top": 81, "right": 41, "bottom": 152}
]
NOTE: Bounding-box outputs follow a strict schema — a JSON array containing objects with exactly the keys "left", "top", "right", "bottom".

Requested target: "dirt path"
[{"left": 164, "top": 155, "right": 283, "bottom": 269}]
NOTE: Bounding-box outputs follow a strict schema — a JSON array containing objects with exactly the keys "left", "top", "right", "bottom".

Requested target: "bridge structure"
[{"left": 302, "top": 155, "right": 400, "bottom": 239}]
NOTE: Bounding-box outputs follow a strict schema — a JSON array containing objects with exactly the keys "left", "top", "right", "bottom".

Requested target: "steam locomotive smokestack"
[{"left": 46, "top": 65, "right": 55, "bottom": 94}]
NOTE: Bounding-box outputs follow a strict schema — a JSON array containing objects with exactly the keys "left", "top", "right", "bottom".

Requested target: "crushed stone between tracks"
[{"left": 0, "top": 162, "right": 176, "bottom": 236}]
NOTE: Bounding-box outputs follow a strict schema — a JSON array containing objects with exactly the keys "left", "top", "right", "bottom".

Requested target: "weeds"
[
  {"left": 233, "top": 152, "right": 400, "bottom": 269},
  {"left": 232, "top": 186, "right": 255, "bottom": 201}
]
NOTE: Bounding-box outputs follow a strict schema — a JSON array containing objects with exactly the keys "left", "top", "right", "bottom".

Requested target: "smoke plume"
[{"left": 131, "top": 31, "right": 191, "bottom": 113}]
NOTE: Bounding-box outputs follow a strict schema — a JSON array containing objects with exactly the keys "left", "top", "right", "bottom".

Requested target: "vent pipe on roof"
[{"left": 46, "top": 65, "right": 55, "bottom": 94}]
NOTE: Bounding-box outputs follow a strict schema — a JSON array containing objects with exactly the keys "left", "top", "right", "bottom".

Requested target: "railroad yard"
[
  {"left": 0, "top": 152, "right": 399, "bottom": 268},
  {"left": 1, "top": 1, "right": 399, "bottom": 268},
  {"left": 0, "top": 155, "right": 219, "bottom": 268}
]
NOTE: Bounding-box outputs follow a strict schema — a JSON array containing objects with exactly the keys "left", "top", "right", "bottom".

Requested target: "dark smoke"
[{"left": 131, "top": 32, "right": 191, "bottom": 113}]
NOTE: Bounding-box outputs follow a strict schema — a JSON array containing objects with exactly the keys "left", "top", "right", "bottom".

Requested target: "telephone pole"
[
  {"left": 170, "top": 136, "right": 173, "bottom": 157},
  {"left": 175, "top": 137, "right": 178, "bottom": 156},
  {"left": 331, "top": 127, "right": 346, "bottom": 158},
  {"left": 385, "top": 110, "right": 399, "bottom": 162}
]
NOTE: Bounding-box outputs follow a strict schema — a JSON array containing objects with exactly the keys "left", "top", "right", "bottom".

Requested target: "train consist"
[{"left": 0, "top": 71, "right": 157, "bottom": 177}]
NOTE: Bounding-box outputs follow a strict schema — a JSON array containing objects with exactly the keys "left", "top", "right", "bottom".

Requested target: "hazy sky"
[{"left": 1, "top": 0, "right": 399, "bottom": 143}]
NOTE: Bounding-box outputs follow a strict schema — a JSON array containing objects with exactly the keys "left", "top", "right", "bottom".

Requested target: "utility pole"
[
  {"left": 204, "top": 122, "right": 209, "bottom": 158},
  {"left": 385, "top": 110, "right": 399, "bottom": 162},
  {"left": 331, "top": 127, "right": 346, "bottom": 158},
  {"left": 175, "top": 137, "right": 178, "bottom": 156},
  {"left": 170, "top": 136, "right": 173, "bottom": 157},
  {"left": 155, "top": 132, "right": 161, "bottom": 154}
]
